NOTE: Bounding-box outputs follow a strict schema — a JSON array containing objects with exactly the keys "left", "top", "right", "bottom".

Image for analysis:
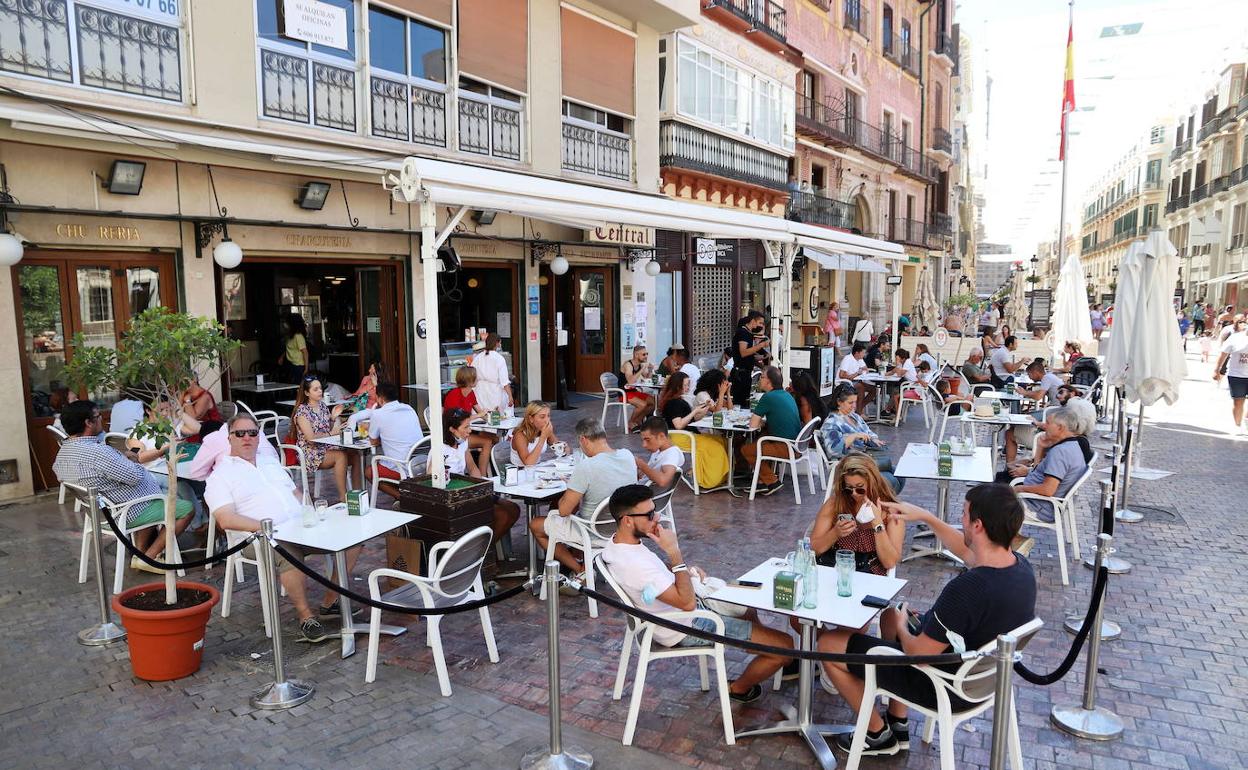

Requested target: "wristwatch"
[{"left": 873, "top": 522, "right": 885, "bottom": 533}]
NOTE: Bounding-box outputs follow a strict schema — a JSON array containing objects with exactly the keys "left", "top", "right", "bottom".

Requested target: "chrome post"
[
  {"left": 1052, "top": 533, "right": 1125, "bottom": 741},
  {"left": 250, "top": 519, "right": 314, "bottom": 709},
  {"left": 77, "top": 488, "right": 127, "bottom": 646},
  {"left": 1067, "top": 480, "right": 1121, "bottom": 640},
  {"left": 521, "top": 560, "right": 593, "bottom": 770},
  {"left": 987, "top": 633, "right": 1018, "bottom": 770},
  {"left": 1113, "top": 421, "right": 1143, "bottom": 524}
]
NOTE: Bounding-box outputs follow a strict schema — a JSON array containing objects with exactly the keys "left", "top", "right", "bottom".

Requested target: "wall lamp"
[
  {"left": 295, "top": 181, "right": 332, "bottom": 210},
  {"left": 104, "top": 160, "right": 146, "bottom": 195}
]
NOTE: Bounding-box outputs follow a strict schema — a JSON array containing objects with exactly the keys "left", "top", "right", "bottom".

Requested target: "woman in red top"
[
  {"left": 443, "top": 366, "right": 496, "bottom": 457},
  {"left": 351, "top": 360, "right": 387, "bottom": 409}
]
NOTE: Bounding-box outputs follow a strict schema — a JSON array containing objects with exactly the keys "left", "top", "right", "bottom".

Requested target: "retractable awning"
[
  {"left": 804, "top": 247, "right": 891, "bottom": 274},
  {"left": 1204, "top": 270, "right": 1248, "bottom": 286},
  {"left": 392, "top": 158, "right": 905, "bottom": 260}
]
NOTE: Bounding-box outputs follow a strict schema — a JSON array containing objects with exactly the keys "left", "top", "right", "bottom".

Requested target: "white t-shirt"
[
  {"left": 917, "top": 352, "right": 939, "bottom": 372},
  {"left": 645, "top": 445, "right": 684, "bottom": 491},
  {"left": 367, "top": 401, "right": 424, "bottom": 471},
  {"left": 988, "top": 307, "right": 1001, "bottom": 327},
  {"left": 600, "top": 539, "right": 686, "bottom": 646},
  {"left": 989, "top": 347, "right": 1014, "bottom": 378},
  {"left": 568, "top": 448, "right": 637, "bottom": 519},
  {"left": 895, "top": 360, "right": 917, "bottom": 382},
  {"left": 839, "top": 354, "right": 866, "bottom": 379},
  {"left": 851, "top": 319, "right": 874, "bottom": 343},
  {"left": 204, "top": 454, "right": 302, "bottom": 545},
  {"left": 439, "top": 439, "right": 471, "bottom": 476},
  {"left": 109, "top": 399, "right": 144, "bottom": 435},
  {"left": 1222, "top": 332, "right": 1248, "bottom": 378},
  {"left": 679, "top": 363, "right": 701, "bottom": 387},
  {"left": 1036, "top": 372, "right": 1065, "bottom": 403}
]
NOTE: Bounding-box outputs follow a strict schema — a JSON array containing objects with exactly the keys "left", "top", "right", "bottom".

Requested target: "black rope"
[
  {"left": 577, "top": 584, "right": 975, "bottom": 667},
  {"left": 97, "top": 501, "right": 256, "bottom": 570},
  {"left": 1013, "top": 564, "right": 1109, "bottom": 685},
  {"left": 272, "top": 542, "right": 527, "bottom": 615}
]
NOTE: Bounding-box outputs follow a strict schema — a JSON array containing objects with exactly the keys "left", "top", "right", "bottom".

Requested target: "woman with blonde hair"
[
  {"left": 810, "top": 454, "right": 905, "bottom": 576},
  {"left": 511, "top": 400, "right": 560, "bottom": 466}
]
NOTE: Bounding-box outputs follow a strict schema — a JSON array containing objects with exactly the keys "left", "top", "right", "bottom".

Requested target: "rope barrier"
[
  {"left": 576, "top": 583, "right": 977, "bottom": 667},
  {"left": 271, "top": 542, "right": 528, "bottom": 615},
  {"left": 1013, "top": 564, "right": 1109, "bottom": 685},
  {"left": 97, "top": 502, "right": 257, "bottom": 571}
]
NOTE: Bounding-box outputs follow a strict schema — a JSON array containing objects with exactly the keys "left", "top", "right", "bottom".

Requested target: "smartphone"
[
  {"left": 837, "top": 513, "right": 854, "bottom": 524},
  {"left": 730, "top": 579, "right": 763, "bottom": 589},
  {"left": 861, "top": 595, "right": 890, "bottom": 609}
]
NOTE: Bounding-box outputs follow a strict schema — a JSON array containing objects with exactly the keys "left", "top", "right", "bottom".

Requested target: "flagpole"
[{"left": 1056, "top": 0, "right": 1074, "bottom": 273}]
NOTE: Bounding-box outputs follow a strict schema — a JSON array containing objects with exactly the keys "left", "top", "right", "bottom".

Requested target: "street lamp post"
[{"left": 1029, "top": 255, "right": 1039, "bottom": 330}]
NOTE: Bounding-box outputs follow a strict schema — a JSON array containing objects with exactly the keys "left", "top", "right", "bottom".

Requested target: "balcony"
[
  {"left": 931, "top": 127, "right": 953, "bottom": 155},
  {"left": 883, "top": 35, "right": 919, "bottom": 77},
  {"left": 659, "top": 120, "right": 789, "bottom": 190},
  {"left": 1190, "top": 183, "right": 1209, "bottom": 204},
  {"left": 1197, "top": 109, "right": 1231, "bottom": 143},
  {"left": 795, "top": 97, "right": 934, "bottom": 181},
  {"left": 1239, "top": 93, "right": 1248, "bottom": 117},
  {"left": 890, "top": 217, "right": 928, "bottom": 247},
  {"left": 934, "top": 30, "right": 957, "bottom": 62},
  {"left": 1211, "top": 175, "right": 1232, "bottom": 195},
  {"left": 707, "top": 0, "right": 786, "bottom": 43},
  {"left": 931, "top": 211, "right": 954, "bottom": 237},
  {"left": 562, "top": 119, "right": 631, "bottom": 181},
  {"left": 1143, "top": 177, "right": 1164, "bottom": 191},
  {"left": 260, "top": 49, "right": 356, "bottom": 132},
  {"left": 786, "top": 190, "right": 855, "bottom": 230},
  {"left": 1232, "top": 164, "right": 1248, "bottom": 187},
  {"left": 458, "top": 92, "right": 522, "bottom": 161},
  {"left": 1165, "top": 192, "right": 1190, "bottom": 214},
  {"left": 842, "top": 0, "right": 870, "bottom": 39},
  {"left": 370, "top": 77, "right": 447, "bottom": 147},
  {"left": 1169, "top": 138, "right": 1192, "bottom": 162}
]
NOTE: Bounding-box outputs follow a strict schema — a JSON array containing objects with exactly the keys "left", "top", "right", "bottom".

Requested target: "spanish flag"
[{"left": 1059, "top": 21, "right": 1075, "bottom": 160}]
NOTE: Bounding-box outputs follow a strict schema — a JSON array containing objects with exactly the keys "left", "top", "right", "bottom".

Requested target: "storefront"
[{"left": 540, "top": 243, "right": 621, "bottom": 398}]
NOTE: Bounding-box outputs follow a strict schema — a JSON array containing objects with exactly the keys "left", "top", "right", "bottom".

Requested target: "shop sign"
[
  {"left": 950, "top": 259, "right": 962, "bottom": 270},
  {"left": 280, "top": 0, "right": 349, "bottom": 49},
  {"left": 92, "top": 0, "right": 180, "bottom": 23},
  {"left": 587, "top": 224, "right": 654, "bottom": 247},
  {"left": 284, "top": 233, "right": 352, "bottom": 249},
  {"left": 695, "top": 238, "right": 735, "bottom": 266},
  {"left": 55, "top": 223, "right": 141, "bottom": 241}
]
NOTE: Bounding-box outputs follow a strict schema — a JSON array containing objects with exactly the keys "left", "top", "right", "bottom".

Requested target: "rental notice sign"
[{"left": 281, "top": 0, "right": 349, "bottom": 50}]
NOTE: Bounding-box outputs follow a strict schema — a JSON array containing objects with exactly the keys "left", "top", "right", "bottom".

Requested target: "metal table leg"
[
  {"left": 333, "top": 550, "right": 405, "bottom": 659},
  {"left": 736, "top": 620, "right": 850, "bottom": 769},
  {"left": 905, "top": 481, "right": 964, "bottom": 564}
]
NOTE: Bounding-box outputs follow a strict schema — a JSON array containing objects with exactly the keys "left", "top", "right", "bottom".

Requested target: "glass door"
[{"left": 571, "top": 267, "right": 615, "bottom": 392}]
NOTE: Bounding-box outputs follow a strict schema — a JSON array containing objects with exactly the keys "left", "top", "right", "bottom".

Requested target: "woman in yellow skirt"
[{"left": 665, "top": 370, "right": 732, "bottom": 490}]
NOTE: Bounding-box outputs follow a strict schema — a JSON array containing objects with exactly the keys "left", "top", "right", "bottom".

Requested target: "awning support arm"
[{"left": 432, "top": 205, "right": 470, "bottom": 251}]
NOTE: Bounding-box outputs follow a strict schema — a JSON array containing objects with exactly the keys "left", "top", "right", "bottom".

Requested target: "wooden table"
[
  {"left": 893, "top": 442, "right": 994, "bottom": 563},
  {"left": 714, "top": 558, "right": 907, "bottom": 769},
  {"left": 274, "top": 503, "right": 418, "bottom": 658}
]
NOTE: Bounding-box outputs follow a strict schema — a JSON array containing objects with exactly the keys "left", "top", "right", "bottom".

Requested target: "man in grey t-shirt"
[
  {"left": 529, "top": 417, "right": 637, "bottom": 579},
  {"left": 1012, "top": 406, "right": 1089, "bottom": 522}
]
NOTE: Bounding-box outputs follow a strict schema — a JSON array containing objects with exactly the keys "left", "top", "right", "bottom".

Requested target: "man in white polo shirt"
[
  {"left": 205, "top": 413, "right": 360, "bottom": 644},
  {"left": 348, "top": 382, "right": 424, "bottom": 501},
  {"left": 838, "top": 342, "right": 876, "bottom": 415}
]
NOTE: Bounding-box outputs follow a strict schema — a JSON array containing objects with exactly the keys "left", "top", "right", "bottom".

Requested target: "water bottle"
[{"left": 801, "top": 538, "right": 819, "bottom": 609}]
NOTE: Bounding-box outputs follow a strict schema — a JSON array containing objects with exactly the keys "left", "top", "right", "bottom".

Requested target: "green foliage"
[
  {"left": 17, "top": 265, "right": 62, "bottom": 335},
  {"left": 943, "top": 291, "right": 978, "bottom": 310}
]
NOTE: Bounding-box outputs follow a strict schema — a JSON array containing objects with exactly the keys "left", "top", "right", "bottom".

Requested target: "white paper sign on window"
[
  {"left": 584, "top": 307, "right": 602, "bottom": 331},
  {"left": 93, "top": 0, "right": 181, "bottom": 23},
  {"left": 281, "top": 0, "right": 349, "bottom": 50}
]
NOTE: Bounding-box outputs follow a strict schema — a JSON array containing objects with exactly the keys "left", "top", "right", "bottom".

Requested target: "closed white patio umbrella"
[
  {"left": 1049, "top": 251, "right": 1094, "bottom": 362},
  {"left": 1108, "top": 230, "right": 1186, "bottom": 405}
]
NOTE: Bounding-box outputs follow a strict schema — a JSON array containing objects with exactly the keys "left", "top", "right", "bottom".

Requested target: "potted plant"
[{"left": 67, "top": 306, "right": 239, "bottom": 681}]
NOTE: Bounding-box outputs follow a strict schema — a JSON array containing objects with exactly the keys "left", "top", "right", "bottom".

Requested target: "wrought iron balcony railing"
[
  {"left": 708, "top": 0, "right": 787, "bottom": 43},
  {"left": 659, "top": 121, "right": 789, "bottom": 190},
  {"left": 786, "top": 190, "right": 855, "bottom": 230},
  {"left": 795, "top": 97, "right": 934, "bottom": 181}
]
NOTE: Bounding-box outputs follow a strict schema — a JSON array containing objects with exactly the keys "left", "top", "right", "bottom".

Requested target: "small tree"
[{"left": 67, "top": 307, "right": 239, "bottom": 604}]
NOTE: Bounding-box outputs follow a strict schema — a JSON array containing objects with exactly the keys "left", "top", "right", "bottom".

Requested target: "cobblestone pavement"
[{"left": 1, "top": 347, "right": 1244, "bottom": 769}]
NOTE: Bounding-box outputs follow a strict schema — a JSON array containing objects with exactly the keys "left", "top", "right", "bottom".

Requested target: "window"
[
  {"left": 460, "top": 78, "right": 523, "bottom": 160},
  {"left": 1142, "top": 203, "right": 1158, "bottom": 229},
  {"left": 1150, "top": 125, "right": 1165, "bottom": 144},
  {"left": 1232, "top": 203, "right": 1247, "bottom": 249},
  {"left": 1145, "top": 159, "right": 1162, "bottom": 184},
  {"left": 87, "top": 286, "right": 111, "bottom": 323},
  {"left": 1, "top": 0, "right": 182, "bottom": 101},
  {"left": 562, "top": 100, "right": 630, "bottom": 180},
  {"left": 256, "top": 0, "right": 357, "bottom": 131},
  {"left": 675, "top": 37, "right": 794, "bottom": 152},
  {"left": 933, "top": 82, "right": 944, "bottom": 129},
  {"left": 900, "top": 20, "right": 912, "bottom": 58},
  {"left": 367, "top": 7, "right": 448, "bottom": 146},
  {"left": 881, "top": 5, "right": 893, "bottom": 52}
]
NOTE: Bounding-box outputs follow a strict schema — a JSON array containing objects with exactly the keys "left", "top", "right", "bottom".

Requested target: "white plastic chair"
[
  {"left": 1012, "top": 452, "right": 1098, "bottom": 585},
  {"left": 651, "top": 484, "right": 677, "bottom": 535},
  {"left": 843, "top": 618, "right": 1043, "bottom": 770},
  {"left": 748, "top": 418, "right": 823, "bottom": 504},
  {"left": 369, "top": 436, "right": 431, "bottom": 504},
  {"left": 537, "top": 498, "right": 613, "bottom": 617},
  {"left": 365, "top": 526, "right": 499, "bottom": 695},
  {"left": 894, "top": 380, "right": 934, "bottom": 429},
  {"left": 65, "top": 485, "right": 186, "bottom": 594},
  {"left": 47, "top": 424, "right": 72, "bottom": 507},
  {"left": 599, "top": 373, "right": 631, "bottom": 431},
  {"left": 668, "top": 430, "right": 706, "bottom": 495},
  {"left": 235, "top": 399, "right": 279, "bottom": 425},
  {"left": 219, "top": 533, "right": 277, "bottom": 638},
  {"left": 593, "top": 554, "right": 735, "bottom": 747}
]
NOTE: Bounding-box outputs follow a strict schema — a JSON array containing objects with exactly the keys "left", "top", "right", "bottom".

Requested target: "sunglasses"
[
  {"left": 626, "top": 510, "right": 658, "bottom": 521},
  {"left": 843, "top": 485, "right": 868, "bottom": 496},
  {"left": 231, "top": 429, "right": 260, "bottom": 438}
]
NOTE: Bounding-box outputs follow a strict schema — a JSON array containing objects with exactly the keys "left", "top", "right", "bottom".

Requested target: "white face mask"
[
  {"left": 856, "top": 500, "right": 876, "bottom": 525},
  {"left": 932, "top": 612, "right": 968, "bottom": 654}
]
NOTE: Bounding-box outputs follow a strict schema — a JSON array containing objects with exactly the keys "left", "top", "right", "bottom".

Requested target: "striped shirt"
[{"left": 52, "top": 435, "right": 162, "bottom": 505}]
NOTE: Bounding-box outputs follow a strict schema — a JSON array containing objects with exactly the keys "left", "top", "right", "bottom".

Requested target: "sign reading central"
[{"left": 587, "top": 225, "right": 654, "bottom": 247}]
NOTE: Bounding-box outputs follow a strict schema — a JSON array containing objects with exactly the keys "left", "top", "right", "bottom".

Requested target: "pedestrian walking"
[
  {"left": 1089, "top": 303, "right": 1106, "bottom": 341},
  {"left": 1212, "top": 318, "right": 1248, "bottom": 433}
]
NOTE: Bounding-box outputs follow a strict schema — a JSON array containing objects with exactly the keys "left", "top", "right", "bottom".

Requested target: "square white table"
[
  {"left": 313, "top": 435, "right": 375, "bottom": 489},
  {"left": 492, "top": 466, "right": 568, "bottom": 581},
  {"left": 471, "top": 415, "right": 523, "bottom": 434},
  {"left": 232, "top": 380, "right": 299, "bottom": 394},
  {"left": 959, "top": 411, "right": 1033, "bottom": 459},
  {"left": 274, "top": 503, "right": 418, "bottom": 658},
  {"left": 145, "top": 460, "right": 194, "bottom": 478},
  {"left": 857, "top": 373, "right": 903, "bottom": 423},
  {"left": 894, "top": 442, "right": 994, "bottom": 562},
  {"left": 714, "top": 558, "right": 907, "bottom": 769},
  {"left": 688, "top": 413, "right": 757, "bottom": 496}
]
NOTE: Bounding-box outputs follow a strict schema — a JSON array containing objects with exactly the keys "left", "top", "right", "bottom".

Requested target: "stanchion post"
[
  {"left": 987, "top": 633, "right": 1018, "bottom": 770},
  {"left": 78, "top": 488, "right": 127, "bottom": 646},
  {"left": 250, "top": 519, "right": 314, "bottom": 710},
  {"left": 1067, "top": 480, "right": 1121, "bottom": 639},
  {"left": 521, "top": 560, "right": 593, "bottom": 770},
  {"left": 1052, "top": 533, "right": 1125, "bottom": 741}
]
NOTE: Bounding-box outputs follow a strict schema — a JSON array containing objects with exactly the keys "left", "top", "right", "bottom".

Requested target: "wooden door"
[{"left": 570, "top": 266, "right": 614, "bottom": 392}]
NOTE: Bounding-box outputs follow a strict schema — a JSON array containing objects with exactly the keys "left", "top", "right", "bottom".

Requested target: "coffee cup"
[{"left": 552, "top": 442, "right": 568, "bottom": 457}]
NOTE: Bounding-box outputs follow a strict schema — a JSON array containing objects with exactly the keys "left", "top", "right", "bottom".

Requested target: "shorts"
[
  {"left": 846, "top": 633, "right": 973, "bottom": 712},
  {"left": 543, "top": 513, "right": 581, "bottom": 543},
  {"left": 127, "top": 497, "right": 194, "bottom": 528},
  {"left": 623, "top": 388, "right": 649, "bottom": 402},
  {"left": 1229, "top": 376, "right": 1248, "bottom": 400},
  {"left": 273, "top": 542, "right": 333, "bottom": 574},
  {"left": 371, "top": 463, "right": 402, "bottom": 481},
  {"left": 676, "top": 613, "right": 754, "bottom": 647}
]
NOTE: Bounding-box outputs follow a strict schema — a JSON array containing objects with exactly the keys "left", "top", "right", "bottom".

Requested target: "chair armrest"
[
  {"left": 427, "top": 540, "right": 454, "bottom": 575},
  {"left": 367, "top": 567, "right": 436, "bottom": 606},
  {"left": 757, "top": 435, "right": 798, "bottom": 457},
  {"left": 1014, "top": 491, "right": 1054, "bottom": 503},
  {"left": 371, "top": 454, "right": 409, "bottom": 480},
  {"left": 658, "top": 609, "right": 724, "bottom": 633},
  {"left": 252, "top": 409, "right": 279, "bottom": 421},
  {"left": 1008, "top": 477, "right": 1025, "bottom": 487}
]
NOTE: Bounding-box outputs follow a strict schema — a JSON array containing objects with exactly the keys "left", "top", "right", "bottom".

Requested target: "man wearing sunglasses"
[
  {"left": 204, "top": 413, "right": 360, "bottom": 644},
  {"left": 599, "top": 485, "right": 793, "bottom": 703}
]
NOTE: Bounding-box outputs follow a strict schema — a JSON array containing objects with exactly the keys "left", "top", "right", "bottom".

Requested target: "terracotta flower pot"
[{"left": 112, "top": 581, "right": 220, "bottom": 681}]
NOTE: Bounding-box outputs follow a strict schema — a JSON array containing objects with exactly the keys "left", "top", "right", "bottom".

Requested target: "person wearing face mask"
[
  {"left": 472, "top": 333, "right": 513, "bottom": 413},
  {"left": 809, "top": 455, "right": 903, "bottom": 576},
  {"left": 817, "top": 483, "right": 1036, "bottom": 757},
  {"left": 730, "top": 310, "right": 770, "bottom": 408}
]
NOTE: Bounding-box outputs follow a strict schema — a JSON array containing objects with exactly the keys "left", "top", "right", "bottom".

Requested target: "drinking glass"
[
  {"left": 314, "top": 498, "right": 328, "bottom": 522},
  {"left": 835, "top": 550, "right": 855, "bottom": 597}
]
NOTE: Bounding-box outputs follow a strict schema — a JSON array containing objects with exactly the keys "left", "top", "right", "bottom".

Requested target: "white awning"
[
  {"left": 398, "top": 158, "right": 904, "bottom": 260},
  {"left": 1204, "top": 270, "right": 1248, "bottom": 286},
  {"left": 804, "top": 247, "right": 891, "bottom": 274}
]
